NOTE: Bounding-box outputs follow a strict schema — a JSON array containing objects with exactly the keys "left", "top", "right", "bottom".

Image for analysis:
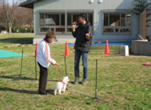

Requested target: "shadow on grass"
[
  {"left": 0, "top": 38, "right": 33, "bottom": 44},
  {"left": 69, "top": 81, "right": 84, "bottom": 84},
  {"left": 0, "top": 75, "right": 37, "bottom": 81},
  {"left": 0, "top": 75, "right": 59, "bottom": 82},
  {"left": 0, "top": 87, "right": 54, "bottom": 95},
  {"left": 0, "top": 87, "right": 37, "bottom": 94}
]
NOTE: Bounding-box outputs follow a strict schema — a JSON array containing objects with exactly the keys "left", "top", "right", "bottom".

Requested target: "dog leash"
[
  {"left": 50, "top": 52, "right": 62, "bottom": 77},
  {"left": 57, "top": 65, "right": 62, "bottom": 77}
]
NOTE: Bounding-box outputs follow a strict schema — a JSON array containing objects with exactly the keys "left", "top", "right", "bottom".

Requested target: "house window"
[
  {"left": 45, "top": 14, "right": 59, "bottom": 26},
  {"left": 39, "top": 12, "right": 93, "bottom": 34},
  {"left": 67, "top": 13, "right": 93, "bottom": 33},
  {"left": 39, "top": 13, "right": 65, "bottom": 33},
  {"left": 109, "top": 14, "right": 120, "bottom": 26},
  {"left": 103, "top": 13, "right": 132, "bottom": 34},
  {"left": 67, "top": 13, "right": 93, "bottom": 26}
]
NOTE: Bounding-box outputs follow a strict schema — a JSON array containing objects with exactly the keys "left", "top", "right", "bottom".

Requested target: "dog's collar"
[{"left": 60, "top": 79, "right": 67, "bottom": 87}]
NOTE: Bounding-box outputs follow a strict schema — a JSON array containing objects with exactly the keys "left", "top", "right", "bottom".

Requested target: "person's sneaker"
[
  {"left": 73, "top": 77, "right": 79, "bottom": 84},
  {"left": 82, "top": 79, "right": 87, "bottom": 84}
]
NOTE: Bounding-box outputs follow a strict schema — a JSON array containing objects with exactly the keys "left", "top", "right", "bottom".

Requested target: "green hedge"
[{"left": 13, "top": 28, "right": 32, "bottom": 33}]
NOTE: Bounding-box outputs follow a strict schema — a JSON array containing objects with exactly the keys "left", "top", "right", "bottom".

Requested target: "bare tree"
[
  {"left": 0, "top": 0, "right": 34, "bottom": 33},
  {"left": 0, "top": 0, "right": 18, "bottom": 34},
  {"left": 0, "top": 7, "right": 5, "bottom": 28},
  {"left": 15, "top": 7, "right": 28, "bottom": 27},
  {"left": 15, "top": 7, "right": 33, "bottom": 32},
  {"left": 26, "top": 9, "right": 33, "bottom": 32}
]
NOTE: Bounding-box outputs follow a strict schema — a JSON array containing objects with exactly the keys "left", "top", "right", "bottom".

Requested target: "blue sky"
[{"left": 8, "top": 0, "right": 13, "bottom": 4}]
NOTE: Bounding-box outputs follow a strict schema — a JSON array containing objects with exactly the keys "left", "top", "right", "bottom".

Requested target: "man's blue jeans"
[{"left": 74, "top": 50, "right": 88, "bottom": 79}]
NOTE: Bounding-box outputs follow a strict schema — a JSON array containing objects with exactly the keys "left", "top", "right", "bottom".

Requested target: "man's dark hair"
[{"left": 79, "top": 13, "right": 87, "bottom": 21}]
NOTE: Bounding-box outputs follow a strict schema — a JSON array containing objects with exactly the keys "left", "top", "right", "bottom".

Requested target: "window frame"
[
  {"left": 66, "top": 12, "right": 94, "bottom": 34},
  {"left": 39, "top": 13, "right": 66, "bottom": 34},
  {"left": 102, "top": 9, "right": 132, "bottom": 35},
  {"left": 38, "top": 9, "right": 94, "bottom": 35}
]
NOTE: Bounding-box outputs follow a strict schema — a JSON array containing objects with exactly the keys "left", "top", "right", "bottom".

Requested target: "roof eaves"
[{"left": 19, "top": 0, "right": 41, "bottom": 9}]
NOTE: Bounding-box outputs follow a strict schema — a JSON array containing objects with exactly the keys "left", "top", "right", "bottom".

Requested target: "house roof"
[{"left": 19, "top": 0, "right": 41, "bottom": 9}]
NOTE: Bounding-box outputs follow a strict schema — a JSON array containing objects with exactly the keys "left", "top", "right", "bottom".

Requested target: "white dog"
[{"left": 54, "top": 76, "right": 69, "bottom": 95}]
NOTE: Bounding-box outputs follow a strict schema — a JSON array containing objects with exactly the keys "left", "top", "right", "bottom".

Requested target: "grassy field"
[
  {"left": 0, "top": 33, "right": 33, "bottom": 46},
  {"left": 0, "top": 34, "right": 151, "bottom": 110}
]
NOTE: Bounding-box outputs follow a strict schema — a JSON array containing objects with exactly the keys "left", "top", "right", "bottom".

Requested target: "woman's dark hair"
[{"left": 79, "top": 13, "right": 88, "bottom": 21}]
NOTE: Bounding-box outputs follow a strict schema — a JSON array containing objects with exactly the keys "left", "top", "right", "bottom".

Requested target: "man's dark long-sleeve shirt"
[{"left": 72, "top": 22, "right": 92, "bottom": 53}]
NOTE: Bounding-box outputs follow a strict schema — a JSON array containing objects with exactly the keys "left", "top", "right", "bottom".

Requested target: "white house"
[{"left": 19, "top": 0, "right": 151, "bottom": 44}]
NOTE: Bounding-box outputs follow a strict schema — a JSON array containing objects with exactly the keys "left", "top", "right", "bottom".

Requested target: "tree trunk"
[
  {"left": 9, "top": 23, "right": 12, "bottom": 34},
  {"left": 30, "top": 23, "right": 32, "bottom": 33}
]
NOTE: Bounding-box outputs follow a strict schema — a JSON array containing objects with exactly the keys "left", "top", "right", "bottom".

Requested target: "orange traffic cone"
[
  {"left": 64, "top": 42, "right": 70, "bottom": 56},
  {"left": 35, "top": 42, "right": 38, "bottom": 57},
  {"left": 104, "top": 40, "right": 110, "bottom": 55}
]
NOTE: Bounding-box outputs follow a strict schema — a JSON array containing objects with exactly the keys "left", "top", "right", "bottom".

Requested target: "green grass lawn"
[
  {"left": 0, "top": 34, "right": 151, "bottom": 110},
  {"left": 0, "top": 33, "right": 34, "bottom": 46}
]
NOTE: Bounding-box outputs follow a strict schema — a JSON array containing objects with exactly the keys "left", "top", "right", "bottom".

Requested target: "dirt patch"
[
  {"left": 113, "top": 87, "right": 119, "bottom": 90},
  {"left": 0, "top": 65, "right": 18, "bottom": 72},
  {"left": 11, "top": 64, "right": 19, "bottom": 68},
  {"left": 0, "top": 67, "right": 7, "bottom": 72}
]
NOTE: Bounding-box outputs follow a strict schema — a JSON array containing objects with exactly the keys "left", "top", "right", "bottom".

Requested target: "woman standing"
[{"left": 36, "top": 30, "right": 59, "bottom": 95}]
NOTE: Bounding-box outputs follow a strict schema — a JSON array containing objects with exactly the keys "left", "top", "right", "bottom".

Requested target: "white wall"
[{"left": 33, "top": 0, "right": 141, "bottom": 43}]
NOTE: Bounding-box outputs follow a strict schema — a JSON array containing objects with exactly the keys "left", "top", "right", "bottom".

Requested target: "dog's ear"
[
  {"left": 66, "top": 78, "right": 69, "bottom": 82},
  {"left": 63, "top": 77, "right": 67, "bottom": 82}
]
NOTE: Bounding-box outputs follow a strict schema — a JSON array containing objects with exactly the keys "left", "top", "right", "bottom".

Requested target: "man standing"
[
  {"left": 72, "top": 13, "right": 92, "bottom": 84},
  {"left": 36, "top": 30, "right": 59, "bottom": 95}
]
